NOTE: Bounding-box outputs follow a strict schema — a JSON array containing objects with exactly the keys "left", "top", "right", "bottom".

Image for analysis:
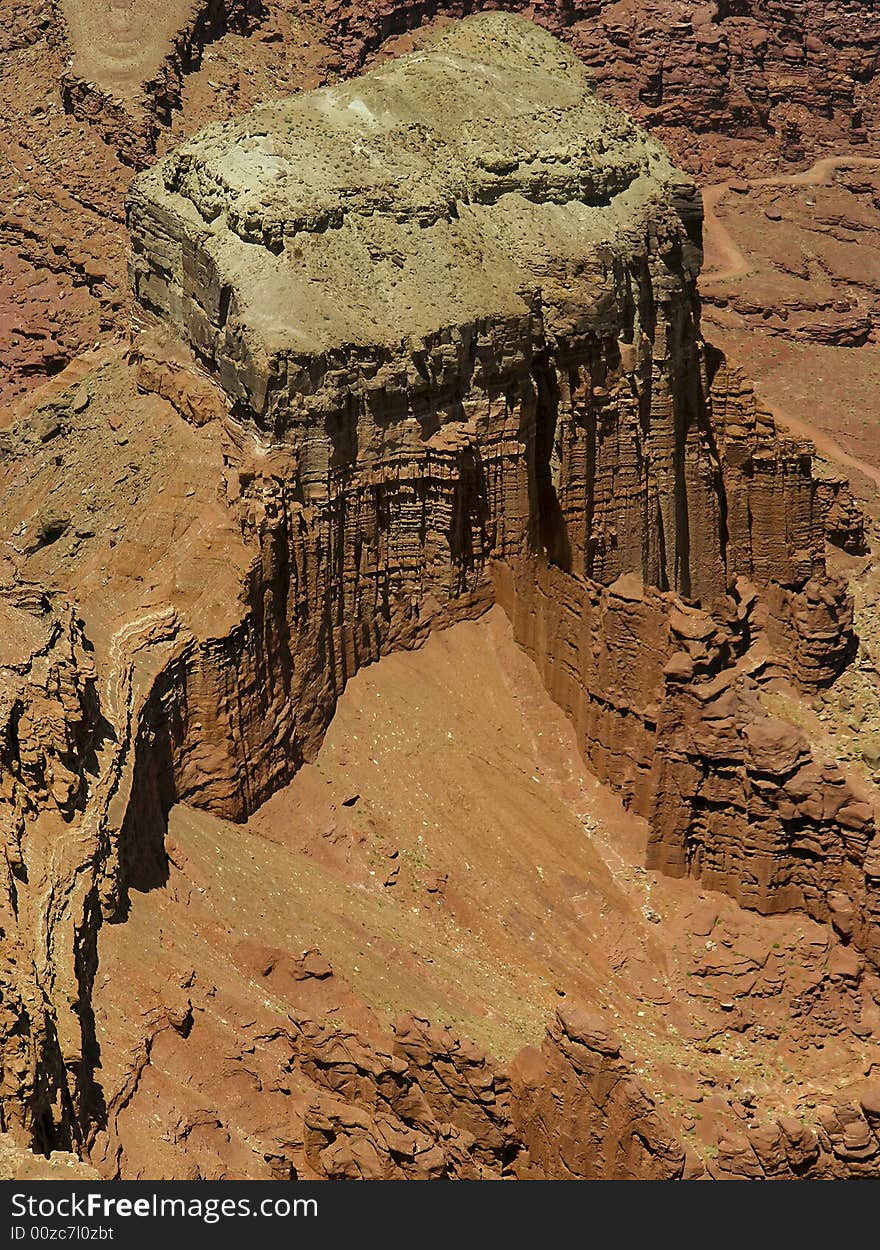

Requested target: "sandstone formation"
[
  {"left": 335, "top": 0, "right": 880, "bottom": 169},
  {"left": 6, "top": 2, "right": 876, "bottom": 415},
  {"left": 59, "top": 0, "right": 262, "bottom": 167},
  {"left": 126, "top": 12, "right": 876, "bottom": 960},
  {"left": 511, "top": 1003, "right": 880, "bottom": 1180},
  {"left": 0, "top": 1133, "right": 98, "bottom": 1180},
  {"left": 51, "top": 1, "right": 880, "bottom": 176},
  {"left": 1, "top": 10, "right": 879, "bottom": 1181},
  {"left": 74, "top": 613, "right": 880, "bottom": 1180},
  {"left": 0, "top": 584, "right": 100, "bottom": 1149}
]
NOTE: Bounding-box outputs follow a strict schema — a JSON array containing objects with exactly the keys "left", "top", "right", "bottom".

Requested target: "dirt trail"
[
  {"left": 768, "top": 398, "right": 880, "bottom": 492},
  {"left": 700, "top": 155, "right": 880, "bottom": 489},
  {"left": 701, "top": 155, "right": 880, "bottom": 284}
]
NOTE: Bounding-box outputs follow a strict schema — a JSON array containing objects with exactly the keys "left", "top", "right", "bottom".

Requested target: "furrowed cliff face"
[
  {"left": 0, "top": 12, "right": 876, "bottom": 1172},
  {"left": 0, "top": 585, "right": 101, "bottom": 1148},
  {"left": 126, "top": 7, "right": 873, "bottom": 954}
]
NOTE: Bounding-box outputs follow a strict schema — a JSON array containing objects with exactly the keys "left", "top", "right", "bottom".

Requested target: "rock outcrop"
[
  {"left": 56, "top": 2, "right": 880, "bottom": 173},
  {"left": 58, "top": 0, "right": 263, "bottom": 167},
  {"left": 813, "top": 459, "right": 868, "bottom": 556},
  {"left": 511, "top": 1004, "right": 687, "bottom": 1179},
  {"left": 127, "top": 12, "right": 876, "bottom": 959},
  {"left": 0, "top": 580, "right": 102, "bottom": 1150},
  {"left": 322, "top": 0, "right": 879, "bottom": 170},
  {"left": 0, "top": 12, "right": 875, "bottom": 1174}
]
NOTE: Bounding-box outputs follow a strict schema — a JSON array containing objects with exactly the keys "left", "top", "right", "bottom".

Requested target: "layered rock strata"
[
  {"left": 323, "top": 0, "right": 880, "bottom": 168},
  {"left": 127, "top": 7, "right": 874, "bottom": 960},
  {"left": 0, "top": 12, "right": 874, "bottom": 1167},
  {"left": 0, "top": 583, "right": 100, "bottom": 1148},
  {"left": 57, "top": 2, "right": 880, "bottom": 172}
]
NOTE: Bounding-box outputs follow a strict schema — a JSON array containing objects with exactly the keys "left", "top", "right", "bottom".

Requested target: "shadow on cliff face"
[
  {"left": 114, "top": 699, "right": 177, "bottom": 921},
  {"left": 73, "top": 889, "right": 108, "bottom": 1151},
  {"left": 531, "top": 351, "right": 572, "bottom": 573},
  {"left": 450, "top": 444, "right": 490, "bottom": 586}
]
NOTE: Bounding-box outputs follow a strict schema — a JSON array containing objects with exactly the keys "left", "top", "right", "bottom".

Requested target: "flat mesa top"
[{"left": 130, "top": 13, "right": 690, "bottom": 373}]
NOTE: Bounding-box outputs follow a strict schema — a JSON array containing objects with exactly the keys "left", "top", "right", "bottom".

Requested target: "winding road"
[
  {"left": 701, "top": 155, "right": 880, "bottom": 284},
  {"left": 699, "top": 155, "right": 880, "bottom": 490}
]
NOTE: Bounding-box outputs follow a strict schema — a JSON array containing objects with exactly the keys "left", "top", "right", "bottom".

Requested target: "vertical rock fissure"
[
  {"left": 531, "top": 351, "right": 572, "bottom": 574},
  {"left": 673, "top": 388, "right": 692, "bottom": 599}
]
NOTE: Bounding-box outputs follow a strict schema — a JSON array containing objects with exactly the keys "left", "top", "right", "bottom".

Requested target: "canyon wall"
[
  {"left": 0, "top": 583, "right": 102, "bottom": 1148},
  {"left": 0, "top": 12, "right": 876, "bottom": 1169},
  {"left": 127, "top": 8, "right": 875, "bottom": 968}
]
